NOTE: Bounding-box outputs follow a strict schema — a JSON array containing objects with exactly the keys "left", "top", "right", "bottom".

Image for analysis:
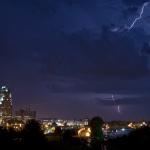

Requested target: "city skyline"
[
  {"left": 1, "top": 0, "right": 150, "bottom": 120},
  {"left": 0, "top": 86, "right": 12, "bottom": 120}
]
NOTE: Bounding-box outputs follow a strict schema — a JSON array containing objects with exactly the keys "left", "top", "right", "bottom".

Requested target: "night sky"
[{"left": 1, "top": 0, "right": 150, "bottom": 120}]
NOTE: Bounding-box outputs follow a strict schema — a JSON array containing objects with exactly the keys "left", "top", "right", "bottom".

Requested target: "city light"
[{"left": 78, "top": 127, "right": 91, "bottom": 138}]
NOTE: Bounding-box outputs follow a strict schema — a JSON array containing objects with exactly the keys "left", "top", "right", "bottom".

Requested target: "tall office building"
[{"left": 0, "top": 86, "right": 12, "bottom": 121}]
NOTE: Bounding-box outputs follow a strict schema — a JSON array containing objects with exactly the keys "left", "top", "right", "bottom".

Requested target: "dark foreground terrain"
[{"left": 0, "top": 120, "right": 150, "bottom": 150}]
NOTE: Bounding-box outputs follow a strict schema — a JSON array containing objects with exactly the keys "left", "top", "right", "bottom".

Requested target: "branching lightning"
[{"left": 126, "top": 2, "right": 150, "bottom": 30}]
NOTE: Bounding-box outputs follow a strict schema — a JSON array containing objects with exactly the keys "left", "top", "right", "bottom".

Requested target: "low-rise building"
[{"left": 15, "top": 109, "right": 36, "bottom": 122}]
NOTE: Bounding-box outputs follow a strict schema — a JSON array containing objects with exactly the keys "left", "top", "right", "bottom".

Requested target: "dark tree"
[
  {"left": 89, "top": 116, "right": 104, "bottom": 150},
  {"left": 0, "top": 127, "right": 10, "bottom": 144},
  {"left": 21, "top": 119, "right": 47, "bottom": 146},
  {"left": 54, "top": 126, "right": 62, "bottom": 135},
  {"left": 62, "top": 129, "right": 76, "bottom": 143},
  {"left": 90, "top": 116, "right": 104, "bottom": 140}
]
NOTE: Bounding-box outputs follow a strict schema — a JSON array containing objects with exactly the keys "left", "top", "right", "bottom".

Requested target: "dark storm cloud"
[
  {"left": 0, "top": 0, "right": 150, "bottom": 119},
  {"left": 122, "top": 0, "right": 148, "bottom": 6},
  {"left": 144, "top": 16, "right": 150, "bottom": 23},
  {"left": 0, "top": 0, "right": 148, "bottom": 80},
  {"left": 141, "top": 43, "right": 150, "bottom": 55},
  {"left": 121, "top": 0, "right": 150, "bottom": 20},
  {"left": 122, "top": 6, "right": 139, "bottom": 19},
  {"left": 39, "top": 28, "right": 148, "bottom": 81},
  {"left": 0, "top": 0, "right": 148, "bottom": 92}
]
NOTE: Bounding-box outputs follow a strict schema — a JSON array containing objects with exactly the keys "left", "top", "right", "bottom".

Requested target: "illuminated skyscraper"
[{"left": 0, "top": 86, "right": 12, "bottom": 121}]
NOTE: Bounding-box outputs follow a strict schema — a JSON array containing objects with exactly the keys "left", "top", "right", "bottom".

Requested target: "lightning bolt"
[
  {"left": 111, "top": 2, "right": 150, "bottom": 32},
  {"left": 117, "top": 105, "right": 120, "bottom": 113},
  {"left": 126, "top": 2, "right": 150, "bottom": 30},
  {"left": 112, "top": 94, "right": 121, "bottom": 114}
]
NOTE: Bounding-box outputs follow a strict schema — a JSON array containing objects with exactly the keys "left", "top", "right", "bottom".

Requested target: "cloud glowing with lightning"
[
  {"left": 126, "top": 2, "right": 150, "bottom": 30},
  {"left": 111, "top": 1, "right": 150, "bottom": 32}
]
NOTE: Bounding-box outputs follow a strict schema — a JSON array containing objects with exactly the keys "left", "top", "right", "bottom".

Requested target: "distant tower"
[{"left": 0, "top": 86, "right": 12, "bottom": 120}]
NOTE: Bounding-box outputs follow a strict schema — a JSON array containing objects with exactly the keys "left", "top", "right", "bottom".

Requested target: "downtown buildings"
[
  {"left": 0, "top": 86, "right": 36, "bottom": 128},
  {"left": 0, "top": 86, "right": 12, "bottom": 123}
]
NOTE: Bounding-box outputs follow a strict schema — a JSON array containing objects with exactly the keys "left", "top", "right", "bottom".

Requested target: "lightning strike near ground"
[{"left": 112, "top": 94, "right": 121, "bottom": 114}]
